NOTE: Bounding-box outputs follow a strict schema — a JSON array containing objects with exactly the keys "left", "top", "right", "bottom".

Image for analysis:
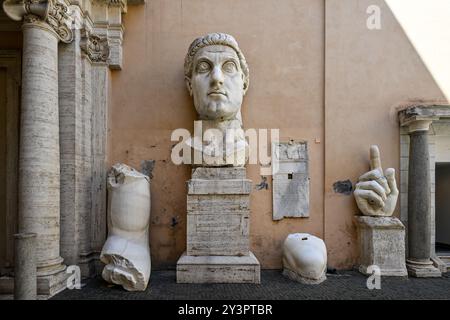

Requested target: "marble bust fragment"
[
  {"left": 282, "top": 233, "right": 327, "bottom": 284},
  {"left": 100, "top": 163, "right": 151, "bottom": 291},
  {"left": 184, "top": 33, "right": 249, "bottom": 166}
]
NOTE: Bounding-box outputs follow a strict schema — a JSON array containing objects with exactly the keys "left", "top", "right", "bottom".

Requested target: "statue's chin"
[{"left": 195, "top": 102, "right": 240, "bottom": 120}]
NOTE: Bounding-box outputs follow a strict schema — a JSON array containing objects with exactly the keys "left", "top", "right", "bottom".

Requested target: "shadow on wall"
[{"left": 324, "top": 0, "right": 448, "bottom": 269}]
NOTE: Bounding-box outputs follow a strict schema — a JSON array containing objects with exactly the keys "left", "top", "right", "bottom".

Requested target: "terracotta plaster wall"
[
  {"left": 109, "top": 0, "right": 325, "bottom": 269},
  {"left": 110, "top": 0, "right": 448, "bottom": 270},
  {"left": 324, "top": 0, "right": 447, "bottom": 268}
]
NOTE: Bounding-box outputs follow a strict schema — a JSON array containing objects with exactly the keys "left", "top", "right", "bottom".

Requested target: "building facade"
[{"left": 0, "top": 0, "right": 449, "bottom": 296}]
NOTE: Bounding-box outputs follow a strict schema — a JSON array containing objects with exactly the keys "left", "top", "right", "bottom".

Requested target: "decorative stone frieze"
[{"left": 80, "top": 28, "right": 109, "bottom": 62}]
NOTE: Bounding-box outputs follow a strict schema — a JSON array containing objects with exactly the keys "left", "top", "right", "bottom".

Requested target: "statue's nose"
[{"left": 210, "top": 66, "right": 224, "bottom": 87}]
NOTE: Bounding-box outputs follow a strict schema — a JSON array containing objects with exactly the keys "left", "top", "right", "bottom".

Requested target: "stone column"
[
  {"left": 3, "top": 0, "right": 74, "bottom": 295},
  {"left": 406, "top": 120, "right": 441, "bottom": 277}
]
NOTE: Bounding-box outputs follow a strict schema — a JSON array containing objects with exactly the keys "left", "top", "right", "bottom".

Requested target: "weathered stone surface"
[
  {"left": 354, "top": 216, "right": 408, "bottom": 277},
  {"left": 354, "top": 145, "right": 399, "bottom": 217},
  {"left": 191, "top": 167, "right": 246, "bottom": 180},
  {"left": 187, "top": 179, "right": 252, "bottom": 195},
  {"left": 187, "top": 194, "right": 250, "bottom": 214},
  {"left": 100, "top": 164, "right": 151, "bottom": 291},
  {"left": 406, "top": 260, "right": 442, "bottom": 277},
  {"left": 90, "top": 64, "right": 109, "bottom": 264},
  {"left": 184, "top": 33, "right": 249, "bottom": 167},
  {"left": 186, "top": 169, "right": 251, "bottom": 256},
  {"left": 0, "top": 0, "right": 136, "bottom": 298},
  {"left": 0, "top": 12, "right": 71, "bottom": 294},
  {"left": 272, "top": 141, "right": 309, "bottom": 220},
  {"left": 14, "top": 233, "right": 36, "bottom": 300},
  {"left": 282, "top": 233, "right": 327, "bottom": 284},
  {"left": 177, "top": 252, "right": 260, "bottom": 284},
  {"left": 57, "top": 19, "right": 111, "bottom": 276},
  {"left": 178, "top": 165, "right": 260, "bottom": 282},
  {"left": 404, "top": 120, "right": 441, "bottom": 278},
  {"left": 398, "top": 105, "right": 450, "bottom": 127},
  {"left": 187, "top": 216, "right": 249, "bottom": 256}
]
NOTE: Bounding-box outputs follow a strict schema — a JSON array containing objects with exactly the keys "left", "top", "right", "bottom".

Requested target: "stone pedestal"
[
  {"left": 354, "top": 216, "right": 408, "bottom": 277},
  {"left": 176, "top": 167, "right": 260, "bottom": 283}
]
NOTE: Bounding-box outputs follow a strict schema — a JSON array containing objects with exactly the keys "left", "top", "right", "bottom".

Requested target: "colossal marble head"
[{"left": 184, "top": 33, "right": 249, "bottom": 121}]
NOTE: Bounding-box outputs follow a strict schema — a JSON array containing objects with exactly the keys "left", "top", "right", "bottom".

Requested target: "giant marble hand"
[
  {"left": 184, "top": 33, "right": 249, "bottom": 166},
  {"left": 354, "top": 145, "right": 399, "bottom": 217}
]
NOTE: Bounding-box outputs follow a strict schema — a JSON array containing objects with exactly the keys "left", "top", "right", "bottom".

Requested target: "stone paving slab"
[{"left": 52, "top": 270, "right": 450, "bottom": 300}]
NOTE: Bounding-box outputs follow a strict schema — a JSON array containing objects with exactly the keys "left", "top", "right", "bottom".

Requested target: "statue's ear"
[
  {"left": 242, "top": 74, "right": 247, "bottom": 96},
  {"left": 185, "top": 77, "right": 193, "bottom": 96}
]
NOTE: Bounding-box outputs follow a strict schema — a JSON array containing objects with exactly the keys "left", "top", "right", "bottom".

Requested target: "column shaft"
[
  {"left": 19, "top": 23, "right": 64, "bottom": 276},
  {"left": 408, "top": 130, "right": 431, "bottom": 262}
]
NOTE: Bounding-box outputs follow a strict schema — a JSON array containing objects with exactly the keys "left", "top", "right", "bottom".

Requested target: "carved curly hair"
[{"left": 184, "top": 33, "right": 250, "bottom": 93}]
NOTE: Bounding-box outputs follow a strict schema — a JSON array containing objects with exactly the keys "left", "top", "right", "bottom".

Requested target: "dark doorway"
[
  {"left": 0, "top": 66, "right": 7, "bottom": 273},
  {"left": 0, "top": 51, "right": 20, "bottom": 276},
  {"left": 435, "top": 163, "right": 450, "bottom": 261}
]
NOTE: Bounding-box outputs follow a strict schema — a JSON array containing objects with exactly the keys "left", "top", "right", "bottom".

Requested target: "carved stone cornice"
[
  {"left": 399, "top": 104, "right": 450, "bottom": 126},
  {"left": 106, "top": 0, "right": 125, "bottom": 7},
  {"left": 2, "top": 0, "right": 73, "bottom": 43},
  {"left": 80, "top": 29, "right": 110, "bottom": 63},
  {"left": 91, "top": 0, "right": 127, "bottom": 13}
]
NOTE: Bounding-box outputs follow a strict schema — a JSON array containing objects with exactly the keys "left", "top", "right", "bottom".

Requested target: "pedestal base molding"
[{"left": 177, "top": 252, "right": 260, "bottom": 284}]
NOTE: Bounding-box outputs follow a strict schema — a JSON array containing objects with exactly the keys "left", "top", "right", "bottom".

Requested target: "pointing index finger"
[{"left": 370, "top": 145, "right": 382, "bottom": 171}]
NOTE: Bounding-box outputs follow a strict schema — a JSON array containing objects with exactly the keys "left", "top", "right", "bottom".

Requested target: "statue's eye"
[
  {"left": 196, "top": 61, "right": 211, "bottom": 73},
  {"left": 223, "top": 61, "right": 237, "bottom": 73}
]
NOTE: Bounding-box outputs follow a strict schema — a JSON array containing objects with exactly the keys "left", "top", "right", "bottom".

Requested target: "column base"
[
  {"left": 431, "top": 256, "right": 449, "bottom": 274},
  {"left": 176, "top": 251, "right": 261, "bottom": 284},
  {"left": 78, "top": 252, "right": 103, "bottom": 279},
  {"left": 0, "top": 266, "right": 69, "bottom": 298},
  {"left": 406, "top": 259, "right": 442, "bottom": 278}
]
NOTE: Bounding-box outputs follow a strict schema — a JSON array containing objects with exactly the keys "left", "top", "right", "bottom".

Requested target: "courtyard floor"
[{"left": 52, "top": 270, "right": 450, "bottom": 300}]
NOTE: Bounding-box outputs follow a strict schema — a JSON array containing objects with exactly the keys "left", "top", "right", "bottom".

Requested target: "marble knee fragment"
[
  {"left": 282, "top": 233, "right": 327, "bottom": 284},
  {"left": 100, "top": 163, "right": 151, "bottom": 291}
]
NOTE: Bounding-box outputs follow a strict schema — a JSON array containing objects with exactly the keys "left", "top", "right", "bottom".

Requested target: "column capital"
[
  {"left": 2, "top": 0, "right": 73, "bottom": 43},
  {"left": 397, "top": 105, "right": 449, "bottom": 133},
  {"left": 407, "top": 119, "right": 433, "bottom": 133}
]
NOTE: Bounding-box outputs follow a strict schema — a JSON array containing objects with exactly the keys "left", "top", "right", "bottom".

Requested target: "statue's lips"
[{"left": 207, "top": 91, "right": 227, "bottom": 97}]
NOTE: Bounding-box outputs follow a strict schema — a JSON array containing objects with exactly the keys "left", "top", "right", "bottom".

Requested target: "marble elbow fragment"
[{"left": 100, "top": 163, "right": 151, "bottom": 291}]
